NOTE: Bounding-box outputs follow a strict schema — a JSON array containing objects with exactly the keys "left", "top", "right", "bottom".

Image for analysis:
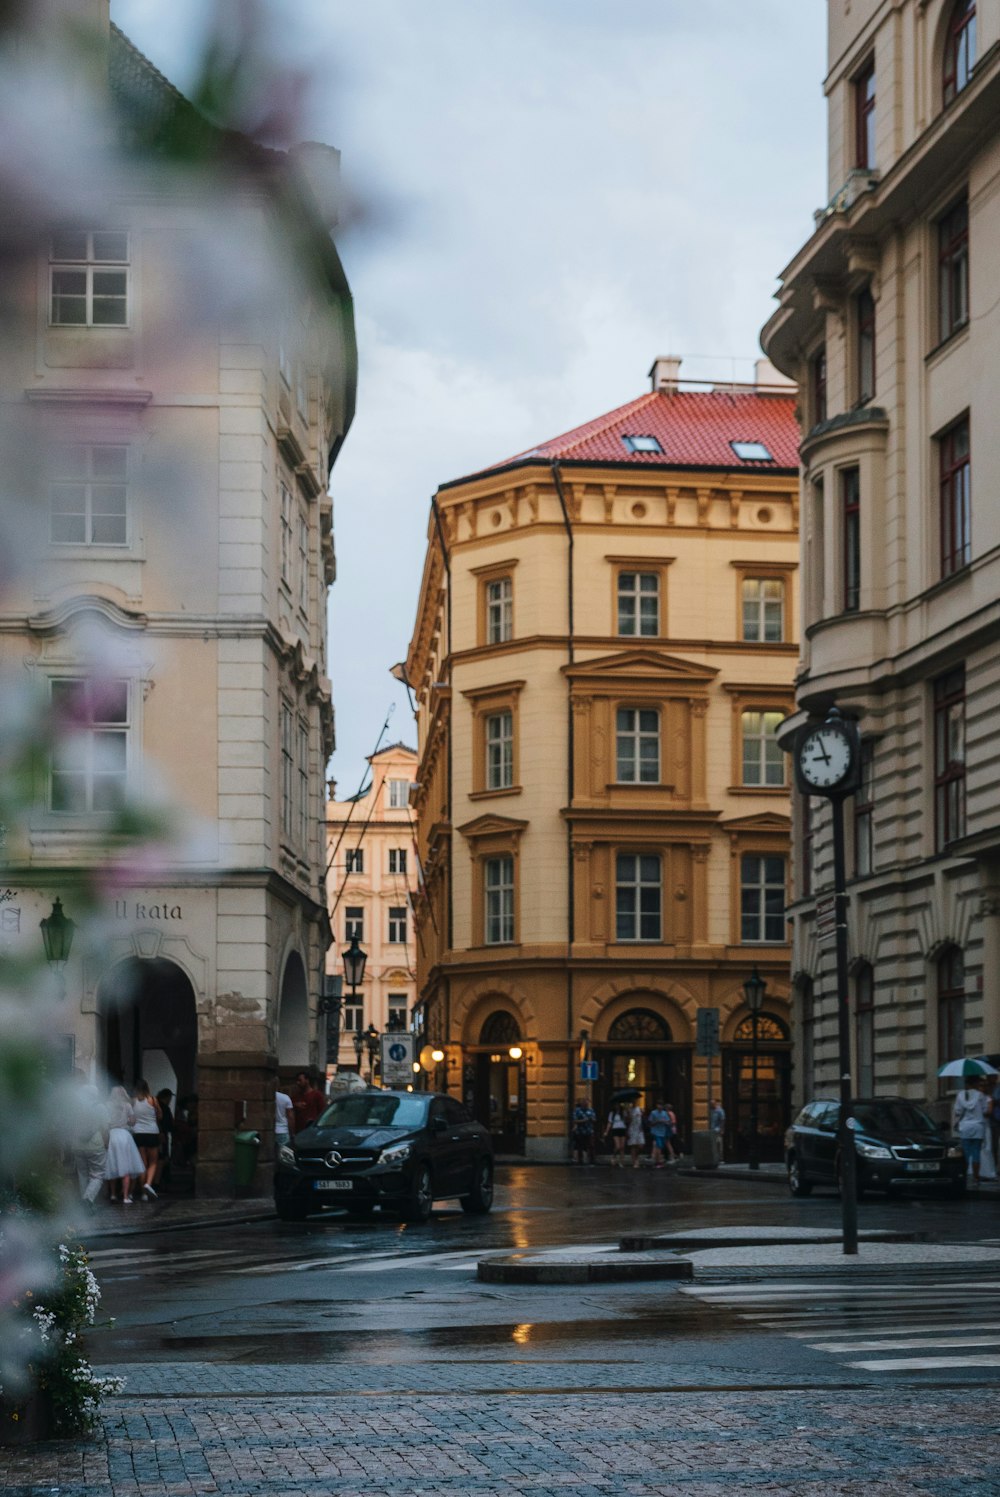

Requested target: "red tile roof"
[{"left": 461, "top": 386, "right": 800, "bottom": 483}]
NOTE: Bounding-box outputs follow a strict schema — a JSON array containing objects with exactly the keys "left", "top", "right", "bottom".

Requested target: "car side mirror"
[{"left": 432, "top": 1116, "right": 447, "bottom": 1133}]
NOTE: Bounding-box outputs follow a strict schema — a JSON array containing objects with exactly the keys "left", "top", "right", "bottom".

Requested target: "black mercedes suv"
[
  {"left": 274, "top": 1089, "right": 494, "bottom": 1222},
  {"left": 785, "top": 1096, "right": 966, "bottom": 1199}
]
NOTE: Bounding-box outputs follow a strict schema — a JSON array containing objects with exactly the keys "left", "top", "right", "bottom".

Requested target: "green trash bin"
[{"left": 233, "top": 1129, "right": 260, "bottom": 1189}]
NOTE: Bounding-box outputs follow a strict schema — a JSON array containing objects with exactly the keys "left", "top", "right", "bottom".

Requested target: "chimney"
[
  {"left": 648, "top": 355, "right": 682, "bottom": 394},
  {"left": 754, "top": 357, "right": 796, "bottom": 392}
]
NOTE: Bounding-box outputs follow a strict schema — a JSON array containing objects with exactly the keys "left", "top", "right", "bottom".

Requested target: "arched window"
[
  {"left": 479, "top": 1009, "right": 520, "bottom": 1045},
  {"left": 733, "top": 1013, "right": 789, "bottom": 1043},
  {"left": 943, "top": 0, "right": 976, "bottom": 106},
  {"left": 938, "top": 946, "right": 965, "bottom": 1085},
  {"left": 607, "top": 1008, "right": 672, "bottom": 1043},
  {"left": 854, "top": 961, "right": 875, "bottom": 1097}
]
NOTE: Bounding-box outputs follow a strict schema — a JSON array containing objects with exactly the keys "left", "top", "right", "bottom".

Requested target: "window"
[
  {"left": 296, "top": 718, "right": 309, "bottom": 848},
  {"left": 854, "top": 739, "right": 875, "bottom": 876},
  {"left": 297, "top": 509, "right": 309, "bottom": 612},
  {"left": 857, "top": 288, "right": 876, "bottom": 404},
  {"left": 939, "top": 417, "right": 971, "bottom": 577},
  {"left": 388, "top": 905, "right": 408, "bottom": 944},
  {"left": 343, "top": 1002, "right": 362, "bottom": 1034},
  {"left": 938, "top": 198, "right": 969, "bottom": 343},
  {"left": 617, "top": 571, "right": 659, "bottom": 636},
  {"left": 280, "top": 481, "right": 293, "bottom": 589},
  {"left": 742, "top": 578, "right": 785, "bottom": 643},
  {"left": 842, "top": 467, "right": 861, "bottom": 612},
  {"left": 855, "top": 962, "right": 875, "bottom": 1097},
  {"left": 934, "top": 666, "right": 966, "bottom": 848},
  {"left": 810, "top": 347, "right": 827, "bottom": 426},
  {"left": 943, "top": 0, "right": 976, "bottom": 106},
  {"left": 345, "top": 847, "right": 364, "bottom": 875},
  {"left": 616, "top": 707, "right": 659, "bottom": 783},
  {"left": 938, "top": 946, "right": 965, "bottom": 1078},
  {"left": 615, "top": 853, "right": 662, "bottom": 942},
  {"left": 740, "top": 854, "right": 786, "bottom": 943},
  {"left": 50, "top": 677, "right": 129, "bottom": 813},
  {"left": 280, "top": 700, "right": 293, "bottom": 838},
  {"left": 730, "top": 440, "right": 774, "bottom": 462},
  {"left": 388, "top": 848, "right": 408, "bottom": 875},
  {"left": 800, "top": 793, "right": 815, "bottom": 898},
  {"left": 388, "top": 778, "right": 410, "bottom": 809},
  {"left": 49, "top": 230, "right": 128, "bottom": 326},
  {"left": 486, "top": 576, "right": 513, "bottom": 644},
  {"left": 49, "top": 444, "right": 128, "bottom": 546},
  {"left": 387, "top": 993, "right": 408, "bottom": 1031},
  {"left": 622, "top": 434, "right": 663, "bottom": 454},
  {"left": 344, "top": 906, "right": 364, "bottom": 941},
  {"left": 741, "top": 710, "right": 786, "bottom": 787},
  {"left": 486, "top": 710, "right": 514, "bottom": 790},
  {"left": 854, "top": 58, "right": 876, "bottom": 169},
  {"left": 484, "top": 855, "right": 514, "bottom": 944}
]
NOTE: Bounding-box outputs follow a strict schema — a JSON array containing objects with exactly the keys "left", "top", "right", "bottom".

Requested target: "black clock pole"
[{"left": 830, "top": 789, "right": 858, "bottom": 1255}]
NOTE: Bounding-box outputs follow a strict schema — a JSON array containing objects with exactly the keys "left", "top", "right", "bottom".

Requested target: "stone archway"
[{"left": 277, "top": 950, "right": 310, "bottom": 1070}]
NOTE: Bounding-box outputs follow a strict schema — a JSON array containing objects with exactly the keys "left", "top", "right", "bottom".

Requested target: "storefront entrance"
[
  {"left": 467, "top": 1009, "right": 526, "bottom": 1155},
  {"left": 722, "top": 1013, "right": 792, "bottom": 1163},
  {"left": 593, "top": 1009, "right": 692, "bottom": 1151}
]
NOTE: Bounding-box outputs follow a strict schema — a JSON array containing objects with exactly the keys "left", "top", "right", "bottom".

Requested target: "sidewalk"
[{"left": 76, "top": 1194, "right": 274, "bottom": 1240}]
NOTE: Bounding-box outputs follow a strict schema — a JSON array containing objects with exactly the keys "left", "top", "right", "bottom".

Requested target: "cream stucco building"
[
  {"left": 0, "top": 11, "right": 356, "bottom": 1191},
  {"left": 406, "top": 359, "right": 801, "bottom": 1160},
  {"left": 762, "top": 0, "right": 1000, "bottom": 1108},
  {"left": 325, "top": 744, "right": 418, "bottom": 1076}
]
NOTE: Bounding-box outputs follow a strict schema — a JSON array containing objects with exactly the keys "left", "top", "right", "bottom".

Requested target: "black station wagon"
[
  {"left": 785, "top": 1096, "right": 966, "bottom": 1199},
  {"left": 274, "top": 1089, "right": 494, "bottom": 1222}
]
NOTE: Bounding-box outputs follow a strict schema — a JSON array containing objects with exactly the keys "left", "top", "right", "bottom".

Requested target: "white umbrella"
[{"left": 937, "top": 1057, "right": 999, "bottom": 1078}]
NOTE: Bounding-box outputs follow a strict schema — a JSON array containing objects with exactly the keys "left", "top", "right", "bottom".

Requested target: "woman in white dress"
[{"left": 104, "top": 1085, "right": 145, "bottom": 1204}]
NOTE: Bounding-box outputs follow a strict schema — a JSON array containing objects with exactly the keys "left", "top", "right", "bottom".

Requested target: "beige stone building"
[
  {"left": 0, "top": 13, "right": 356, "bottom": 1190},
  {"left": 762, "top": 0, "right": 1000, "bottom": 1108},
  {"left": 325, "top": 744, "right": 419, "bottom": 1076},
  {"left": 405, "top": 358, "right": 801, "bottom": 1159}
]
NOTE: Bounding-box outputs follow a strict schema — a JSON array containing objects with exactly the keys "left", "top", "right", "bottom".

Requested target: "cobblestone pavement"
[{"left": 2, "top": 1388, "right": 997, "bottom": 1495}]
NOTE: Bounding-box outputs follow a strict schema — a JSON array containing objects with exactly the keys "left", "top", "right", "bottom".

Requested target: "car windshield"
[
  {"left": 853, "top": 1101, "right": 937, "bottom": 1135},
  {"left": 314, "top": 1093, "right": 429, "bottom": 1130}
]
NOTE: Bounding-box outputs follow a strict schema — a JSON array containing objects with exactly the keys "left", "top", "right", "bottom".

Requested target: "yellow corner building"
[{"left": 405, "top": 358, "right": 800, "bottom": 1160}]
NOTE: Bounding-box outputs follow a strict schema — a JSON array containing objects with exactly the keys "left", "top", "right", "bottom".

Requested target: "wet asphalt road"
[{"left": 86, "top": 1165, "right": 1000, "bottom": 1391}]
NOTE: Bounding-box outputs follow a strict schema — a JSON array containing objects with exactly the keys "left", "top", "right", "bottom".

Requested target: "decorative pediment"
[
  {"left": 27, "top": 593, "right": 148, "bottom": 635},
  {"left": 720, "top": 811, "right": 791, "bottom": 834},
  {"left": 563, "top": 649, "right": 717, "bottom": 683},
  {"left": 456, "top": 813, "right": 528, "bottom": 844}
]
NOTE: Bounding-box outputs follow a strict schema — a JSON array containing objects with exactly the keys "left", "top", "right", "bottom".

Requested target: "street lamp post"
[
  {"left": 342, "top": 934, "right": 367, "bottom": 1077},
  {"left": 743, "top": 964, "right": 767, "bottom": 1172},
  {"left": 40, "top": 896, "right": 76, "bottom": 997}
]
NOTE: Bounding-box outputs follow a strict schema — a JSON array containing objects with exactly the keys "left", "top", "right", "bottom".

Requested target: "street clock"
[{"left": 793, "top": 709, "right": 861, "bottom": 798}]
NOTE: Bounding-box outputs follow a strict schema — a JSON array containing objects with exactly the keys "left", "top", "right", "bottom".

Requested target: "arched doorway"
[
  {"left": 722, "top": 1012, "right": 792, "bottom": 1163},
  {"left": 98, "top": 957, "right": 199, "bottom": 1184},
  {"left": 277, "top": 951, "right": 310, "bottom": 1071},
  {"left": 472, "top": 1009, "right": 525, "bottom": 1155},
  {"left": 594, "top": 1007, "right": 693, "bottom": 1150}
]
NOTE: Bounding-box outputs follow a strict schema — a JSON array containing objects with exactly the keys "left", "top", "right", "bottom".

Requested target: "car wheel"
[
  {"left": 787, "top": 1154, "right": 812, "bottom": 1197},
  {"left": 403, "top": 1163, "right": 433, "bottom": 1223},
  {"left": 275, "top": 1198, "right": 310, "bottom": 1222},
  {"left": 460, "top": 1158, "right": 494, "bottom": 1214}
]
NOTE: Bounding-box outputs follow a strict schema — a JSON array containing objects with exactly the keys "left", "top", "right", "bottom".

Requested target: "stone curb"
[
  {"left": 620, "top": 1228, "right": 925, "bottom": 1252},
  {"left": 477, "top": 1253, "right": 693, "bottom": 1284}
]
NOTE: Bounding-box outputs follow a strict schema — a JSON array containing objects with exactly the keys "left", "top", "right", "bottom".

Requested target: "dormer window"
[
  {"left": 622, "top": 435, "right": 663, "bottom": 455},
  {"left": 730, "top": 440, "right": 773, "bottom": 462}
]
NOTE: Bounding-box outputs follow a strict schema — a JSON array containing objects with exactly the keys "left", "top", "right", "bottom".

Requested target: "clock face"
[{"left": 798, "top": 726, "right": 853, "bottom": 789}]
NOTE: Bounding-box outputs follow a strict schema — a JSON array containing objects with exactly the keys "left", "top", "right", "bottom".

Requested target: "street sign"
[
  {"left": 696, "top": 1007, "right": 720, "bottom": 1057},
  {"left": 580, "top": 1060, "right": 599, "bottom": 1081},
  {"left": 380, "top": 1031, "right": 415, "bottom": 1087},
  {"left": 815, "top": 895, "right": 837, "bottom": 948}
]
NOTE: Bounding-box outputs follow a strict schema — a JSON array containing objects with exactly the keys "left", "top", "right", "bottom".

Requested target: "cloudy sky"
[{"left": 112, "top": 0, "right": 827, "bottom": 791}]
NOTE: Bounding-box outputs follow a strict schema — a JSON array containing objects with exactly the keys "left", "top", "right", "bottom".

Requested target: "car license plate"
[
  {"left": 314, "top": 1179, "right": 353, "bottom": 1191},
  {"left": 904, "top": 1161, "right": 939, "bottom": 1173}
]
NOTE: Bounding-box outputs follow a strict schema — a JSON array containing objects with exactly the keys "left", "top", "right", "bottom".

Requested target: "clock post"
[{"left": 794, "top": 706, "right": 862, "bottom": 1256}]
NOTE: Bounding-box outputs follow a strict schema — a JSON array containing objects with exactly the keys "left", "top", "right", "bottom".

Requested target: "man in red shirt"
[{"left": 291, "top": 1070, "right": 326, "bottom": 1133}]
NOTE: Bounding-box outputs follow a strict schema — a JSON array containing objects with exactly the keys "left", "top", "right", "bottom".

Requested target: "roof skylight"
[
  {"left": 622, "top": 434, "right": 663, "bottom": 454},
  {"left": 731, "top": 440, "right": 774, "bottom": 462}
]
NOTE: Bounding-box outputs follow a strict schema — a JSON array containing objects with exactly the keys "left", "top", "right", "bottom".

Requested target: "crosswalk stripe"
[
  {"left": 814, "top": 1335, "right": 1000, "bottom": 1352},
  {"left": 848, "top": 1355, "right": 998, "bottom": 1371}
]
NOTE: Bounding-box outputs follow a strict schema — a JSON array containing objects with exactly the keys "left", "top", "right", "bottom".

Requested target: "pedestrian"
[
  {"left": 275, "top": 1084, "right": 295, "bottom": 1151},
  {"left": 709, "top": 1097, "right": 725, "bottom": 1161},
  {"left": 626, "top": 1101, "right": 646, "bottom": 1169},
  {"left": 130, "top": 1079, "right": 162, "bottom": 1200},
  {"left": 156, "top": 1089, "right": 174, "bottom": 1188},
  {"left": 953, "top": 1077, "right": 990, "bottom": 1187},
  {"left": 291, "top": 1069, "right": 326, "bottom": 1134},
  {"left": 604, "top": 1103, "right": 628, "bottom": 1167},
  {"left": 104, "top": 1085, "right": 145, "bottom": 1204},
  {"left": 571, "top": 1099, "right": 597, "bottom": 1165},
  {"left": 647, "top": 1099, "right": 674, "bottom": 1167},
  {"left": 70, "top": 1074, "right": 109, "bottom": 1208}
]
